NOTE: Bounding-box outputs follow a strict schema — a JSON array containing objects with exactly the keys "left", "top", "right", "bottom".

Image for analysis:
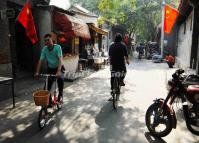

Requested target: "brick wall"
[
  {"left": 0, "top": 0, "right": 33, "bottom": 77},
  {"left": 0, "top": 1, "right": 12, "bottom": 76}
]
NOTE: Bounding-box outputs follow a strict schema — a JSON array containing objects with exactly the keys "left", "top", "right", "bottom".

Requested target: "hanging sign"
[
  {"left": 0, "top": 9, "right": 15, "bottom": 19},
  {"left": 75, "top": 37, "right": 79, "bottom": 45}
]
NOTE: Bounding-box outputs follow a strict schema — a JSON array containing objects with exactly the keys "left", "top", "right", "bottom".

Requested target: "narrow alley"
[{"left": 0, "top": 55, "right": 199, "bottom": 143}]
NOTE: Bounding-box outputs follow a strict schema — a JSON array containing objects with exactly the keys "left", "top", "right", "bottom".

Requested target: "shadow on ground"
[{"left": 95, "top": 102, "right": 146, "bottom": 143}]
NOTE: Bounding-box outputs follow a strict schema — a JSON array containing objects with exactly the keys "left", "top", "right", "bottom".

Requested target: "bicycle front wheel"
[
  {"left": 38, "top": 108, "right": 47, "bottom": 130},
  {"left": 112, "top": 77, "right": 119, "bottom": 109}
]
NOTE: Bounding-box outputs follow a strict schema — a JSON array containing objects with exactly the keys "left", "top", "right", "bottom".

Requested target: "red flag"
[
  {"left": 164, "top": 4, "right": 179, "bottom": 34},
  {"left": 17, "top": 2, "right": 38, "bottom": 44}
]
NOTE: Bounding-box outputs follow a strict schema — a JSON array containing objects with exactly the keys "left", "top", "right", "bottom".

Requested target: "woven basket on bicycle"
[{"left": 33, "top": 90, "right": 50, "bottom": 106}]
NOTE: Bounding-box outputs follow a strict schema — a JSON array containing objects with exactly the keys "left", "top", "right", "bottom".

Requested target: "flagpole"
[{"left": 161, "top": 0, "right": 165, "bottom": 57}]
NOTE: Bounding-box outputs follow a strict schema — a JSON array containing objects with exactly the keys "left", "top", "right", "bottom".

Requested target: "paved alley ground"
[{"left": 0, "top": 55, "right": 199, "bottom": 143}]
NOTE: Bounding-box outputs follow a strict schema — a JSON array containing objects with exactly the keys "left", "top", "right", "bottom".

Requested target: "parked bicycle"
[
  {"left": 111, "top": 71, "right": 122, "bottom": 109},
  {"left": 33, "top": 74, "right": 63, "bottom": 130}
]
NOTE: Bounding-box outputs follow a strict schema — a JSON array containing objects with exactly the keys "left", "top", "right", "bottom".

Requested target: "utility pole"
[{"left": 160, "top": 0, "right": 165, "bottom": 57}]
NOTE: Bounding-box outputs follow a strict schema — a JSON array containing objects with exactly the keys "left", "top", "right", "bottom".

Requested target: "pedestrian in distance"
[
  {"left": 164, "top": 53, "right": 175, "bottom": 68},
  {"left": 138, "top": 43, "right": 144, "bottom": 59}
]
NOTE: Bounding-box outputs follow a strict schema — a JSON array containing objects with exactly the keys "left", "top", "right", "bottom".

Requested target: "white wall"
[
  {"left": 62, "top": 55, "right": 79, "bottom": 73},
  {"left": 176, "top": 12, "right": 193, "bottom": 69},
  {"left": 75, "top": 14, "right": 98, "bottom": 25}
]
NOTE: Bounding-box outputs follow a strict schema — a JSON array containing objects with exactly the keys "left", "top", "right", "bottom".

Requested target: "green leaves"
[
  {"left": 98, "top": 0, "right": 136, "bottom": 24},
  {"left": 70, "top": 0, "right": 179, "bottom": 42}
]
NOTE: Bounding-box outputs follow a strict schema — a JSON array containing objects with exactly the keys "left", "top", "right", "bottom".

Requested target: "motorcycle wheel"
[
  {"left": 145, "top": 103, "right": 173, "bottom": 137},
  {"left": 184, "top": 106, "right": 199, "bottom": 135},
  {"left": 186, "top": 121, "right": 199, "bottom": 135}
]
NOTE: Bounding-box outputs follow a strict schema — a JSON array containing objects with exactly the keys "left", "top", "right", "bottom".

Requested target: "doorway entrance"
[{"left": 8, "top": 1, "right": 34, "bottom": 78}]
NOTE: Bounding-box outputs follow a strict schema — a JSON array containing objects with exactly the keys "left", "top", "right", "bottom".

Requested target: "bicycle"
[
  {"left": 111, "top": 71, "right": 122, "bottom": 109},
  {"left": 33, "top": 74, "right": 63, "bottom": 130}
]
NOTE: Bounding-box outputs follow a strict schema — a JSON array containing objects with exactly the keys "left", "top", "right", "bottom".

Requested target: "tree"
[
  {"left": 98, "top": 0, "right": 136, "bottom": 24},
  {"left": 97, "top": 0, "right": 161, "bottom": 42},
  {"left": 127, "top": 0, "right": 179, "bottom": 42},
  {"left": 98, "top": 0, "right": 137, "bottom": 45},
  {"left": 135, "top": 1, "right": 161, "bottom": 42},
  {"left": 70, "top": 0, "right": 180, "bottom": 43}
]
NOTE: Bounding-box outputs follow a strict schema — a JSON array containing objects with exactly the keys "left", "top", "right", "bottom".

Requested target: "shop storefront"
[
  {"left": 87, "top": 23, "right": 108, "bottom": 70},
  {"left": 33, "top": 5, "right": 90, "bottom": 73},
  {"left": 53, "top": 11, "right": 90, "bottom": 72}
]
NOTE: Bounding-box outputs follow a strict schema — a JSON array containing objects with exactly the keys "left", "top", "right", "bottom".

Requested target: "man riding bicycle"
[
  {"left": 35, "top": 33, "right": 64, "bottom": 105},
  {"left": 109, "top": 33, "right": 129, "bottom": 96}
]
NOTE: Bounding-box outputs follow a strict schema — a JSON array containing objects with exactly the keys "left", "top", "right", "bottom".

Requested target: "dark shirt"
[
  {"left": 139, "top": 45, "right": 144, "bottom": 52},
  {"left": 109, "top": 42, "right": 128, "bottom": 71}
]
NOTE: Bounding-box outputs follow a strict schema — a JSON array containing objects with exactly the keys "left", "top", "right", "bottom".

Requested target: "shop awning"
[
  {"left": 88, "top": 23, "right": 108, "bottom": 35},
  {"left": 53, "top": 12, "right": 91, "bottom": 39}
]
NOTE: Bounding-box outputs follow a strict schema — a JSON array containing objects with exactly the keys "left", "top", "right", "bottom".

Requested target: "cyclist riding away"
[
  {"left": 35, "top": 33, "right": 65, "bottom": 105},
  {"left": 109, "top": 33, "right": 129, "bottom": 98}
]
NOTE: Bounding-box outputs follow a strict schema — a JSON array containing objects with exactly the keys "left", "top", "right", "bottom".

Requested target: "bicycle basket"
[{"left": 33, "top": 90, "right": 50, "bottom": 106}]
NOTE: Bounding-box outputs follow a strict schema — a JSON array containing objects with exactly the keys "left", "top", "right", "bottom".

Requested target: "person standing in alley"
[{"left": 164, "top": 53, "right": 175, "bottom": 68}]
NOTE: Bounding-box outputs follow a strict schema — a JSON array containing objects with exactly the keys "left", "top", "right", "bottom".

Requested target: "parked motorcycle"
[{"left": 145, "top": 69, "right": 199, "bottom": 137}]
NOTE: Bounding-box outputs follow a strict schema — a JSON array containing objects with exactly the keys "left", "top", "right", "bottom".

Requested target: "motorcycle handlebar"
[
  {"left": 172, "top": 69, "right": 185, "bottom": 80},
  {"left": 176, "top": 69, "right": 184, "bottom": 75}
]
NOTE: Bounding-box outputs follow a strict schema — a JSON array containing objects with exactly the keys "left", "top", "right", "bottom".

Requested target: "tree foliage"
[
  {"left": 98, "top": 0, "right": 136, "bottom": 24},
  {"left": 70, "top": 0, "right": 180, "bottom": 42}
]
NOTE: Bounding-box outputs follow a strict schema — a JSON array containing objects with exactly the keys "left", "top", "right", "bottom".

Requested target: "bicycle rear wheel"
[
  {"left": 112, "top": 78, "right": 119, "bottom": 109},
  {"left": 38, "top": 108, "right": 47, "bottom": 130},
  {"left": 112, "top": 93, "right": 117, "bottom": 109}
]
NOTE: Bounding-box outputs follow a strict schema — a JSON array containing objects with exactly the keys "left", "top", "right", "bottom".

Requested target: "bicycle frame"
[
  {"left": 44, "top": 75, "right": 58, "bottom": 105},
  {"left": 37, "top": 74, "right": 63, "bottom": 130},
  {"left": 111, "top": 71, "right": 122, "bottom": 109}
]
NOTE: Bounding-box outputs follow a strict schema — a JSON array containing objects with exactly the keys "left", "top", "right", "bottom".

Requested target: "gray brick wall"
[
  {"left": 0, "top": 1, "right": 11, "bottom": 76},
  {"left": 0, "top": 1, "right": 10, "bottom": 63},
  {"left": 0, "top": 0, "right": 32, "bottom": 76}
]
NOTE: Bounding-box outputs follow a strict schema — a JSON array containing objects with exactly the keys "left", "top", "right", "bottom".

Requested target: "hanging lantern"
[{"left": 59, "top": 37, "right": 66, "bottom": 43}]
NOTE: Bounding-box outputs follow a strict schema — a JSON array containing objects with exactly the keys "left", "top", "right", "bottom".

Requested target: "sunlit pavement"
[{"left": 0, "top": 53, "right": 199, "bottom": 143}]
